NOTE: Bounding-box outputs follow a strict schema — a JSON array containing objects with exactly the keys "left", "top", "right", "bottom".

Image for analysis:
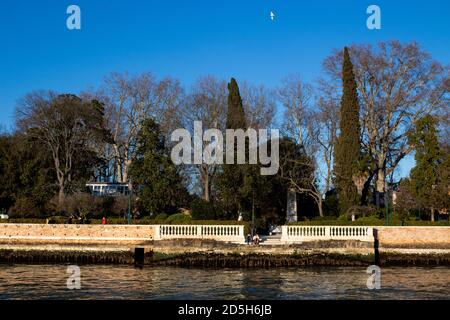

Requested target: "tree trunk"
[
  {"left": 123, "top": 159, "right": 132, "bottom": 183},
  {"left": 54, "top": 154, "right": 65, "bottom": 210},
  {"left": 325, "top": 154, "right": 332, "bottom": 193},
  {"left": 431, "top": 208, "right": 435, "bottom": 222},
  {"left": 353, "top": 172, "right": 369, "bottom": 196},
  {"left": 112, "top": 144, "right": 122, "bottom": 182},
  {"left": 116, "top": 160, "right": 123, "bottom": 182},
  {"left": 375, "top": 169, "right": 386, "bottom": 207},
  {"left": 58, "top": 183, "right": 65, "bottom": 210},
  {"left": 361, "top": 173, "right": 374, "bottom": 205},
  {"left": 376, "top": 170, "right": 385, "bottom": 194},
  {"left": 204, "top": 172, "right": 210, "bottom": 202},
  {"left": 317, "top": 196, "right": 324, "bottom": 217}
]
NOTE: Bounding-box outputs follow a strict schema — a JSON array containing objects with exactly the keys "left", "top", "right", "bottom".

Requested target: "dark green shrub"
[
  {"left": 323, "top": 190, "right": 340, "bottom": 217},
  {"left": 165, "top": 213, "right": 192, "bottom": 224},
  {"left": 190, "top": 199, "right": 220, "bottom": 220},
  {"left": 154, "top": 213, "right": 168, "bottom": 223},
  {"left": 7, "top": 197, "right": 41, "bottom": 218},
  {"left": 351, "top": 216, "right": 384, "bottom": 225}
]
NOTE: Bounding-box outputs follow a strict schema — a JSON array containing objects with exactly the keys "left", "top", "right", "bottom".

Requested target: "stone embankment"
[{"left": 0, "top": 224, "right": 448, "bottom": 266}]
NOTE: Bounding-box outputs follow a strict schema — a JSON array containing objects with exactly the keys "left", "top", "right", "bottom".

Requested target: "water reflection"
[{"left": 0, "top": 265, "right": 448, "bottom": 300}]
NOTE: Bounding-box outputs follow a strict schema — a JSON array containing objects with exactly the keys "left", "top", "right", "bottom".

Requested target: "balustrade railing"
[
  {"left": 281, "top": 226, "right": 373, "bottom": 242},
  {"left": 154, "top": 225, "right": 244, "bottom": 242}
]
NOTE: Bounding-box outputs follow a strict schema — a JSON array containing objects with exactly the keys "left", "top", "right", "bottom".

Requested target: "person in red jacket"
[{"left": 102, "top": 216, "right": 107, "bottom": 225}]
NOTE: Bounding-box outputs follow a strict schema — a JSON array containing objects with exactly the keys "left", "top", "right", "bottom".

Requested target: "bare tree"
[
  {"left": 309, "top": 94, "right": 339, "bottom": 193},
  {"left": 240, "top": 82, "right": 276, "bottom": 129},
  {"left": 279, "top": 139, "right": 324, "bottom": 217},
  {"left": 15, "top": 92, "right": 107, "bottom": 207},
  {"left": 279, "top": 74, "right": 314, "bottom": 150},
  {"left": 279, "top": 75, "right": 333, "bottom": 216},
  {"left": 95, "top": 72, "right": 184, "bottom": 183},
  {"left": 182, "top": 76, "right": 228, "bottom": 201},
  {"left": 323, "top": 41, "right": 448, "bottom": 204},
  {"left": 180, "top": 77, "right": 277, "bottom": 202}
]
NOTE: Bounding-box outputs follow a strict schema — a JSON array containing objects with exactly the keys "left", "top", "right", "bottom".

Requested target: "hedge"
[
  {"left": 0, "top": 216, "right": 249, "bottom": 226},
  {"left": 288, "top": 218, "right": 450, "bottom": 226},
  {"left": 2, "top": 217, "right": 448, "bottom": 229}
]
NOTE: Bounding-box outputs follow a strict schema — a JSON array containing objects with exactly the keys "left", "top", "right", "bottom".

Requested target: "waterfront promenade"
[{"left": 0, "top": 224, "right": 449, "bottom": 266}]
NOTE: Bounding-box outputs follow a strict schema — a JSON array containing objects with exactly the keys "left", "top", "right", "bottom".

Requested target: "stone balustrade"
[
  {"left": 281, "top": 226, "right": 373, "bottom": 242},
  {"left": 2, "top": 224, "right": 449, "bottom": 247},
  {"left": 154, "top": 224, "right": 244, "bottom": 242}
]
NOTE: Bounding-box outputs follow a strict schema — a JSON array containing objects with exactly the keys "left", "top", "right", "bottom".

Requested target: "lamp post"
[
  {"left": 127, "top": 180, "right": 132, "bottom": 225},
  {"left": 252, "top": 192, "right": 255, "bottom": 236},
  {"left": 385, "top": 178, "right": 389, "bottom": 226}
]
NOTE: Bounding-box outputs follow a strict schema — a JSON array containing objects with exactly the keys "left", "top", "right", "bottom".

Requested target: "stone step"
[{"left": 260, "top": 239, "right": 284, "bottom": 245}]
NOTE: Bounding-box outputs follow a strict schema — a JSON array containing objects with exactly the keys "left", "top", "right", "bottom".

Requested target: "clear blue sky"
[{"left": 0, "top": 0, "right": 449, "bottom": 178}]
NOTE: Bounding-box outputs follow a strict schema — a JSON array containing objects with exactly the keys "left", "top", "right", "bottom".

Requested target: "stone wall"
[
  {"left": 0, "top": 224, "right": 154, "bottom": 245},
  {"left": 0, "top": 224, "right": 449, "bottom": 249},
  {"left": 376, "top": 227, "right": 450, "bottom": 248}
]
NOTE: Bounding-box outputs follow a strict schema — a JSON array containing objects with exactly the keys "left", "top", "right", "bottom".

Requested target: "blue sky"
[{"left": 0, "top": 0, "right": 449, "bottom": 178}]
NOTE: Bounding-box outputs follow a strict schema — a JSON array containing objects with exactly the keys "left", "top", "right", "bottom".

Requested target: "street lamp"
[
  {"left": 127, "top": 180, "right": 132, "bottom": 225},
  {"left": 252, "top": 191, "right": 255, "bottom": 236},
  {"left": 385, "top": 178, "right": 389, "bottom": 226}
]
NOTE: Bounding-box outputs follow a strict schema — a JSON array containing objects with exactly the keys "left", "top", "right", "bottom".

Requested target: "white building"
[{"left": 85, "top": 182, "right": 131, "bottom": 197}]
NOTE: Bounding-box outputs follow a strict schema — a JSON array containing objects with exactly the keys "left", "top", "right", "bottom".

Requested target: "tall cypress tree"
[
  {"left": 218, "top": 78, "right": 247, "bottom": 218},
  {"left": 409, "top": 115, "right": 445, "bottom": 221},
  {"left": 334, "top": 47, "right": 361, "bottom": 213},
  {"left": 226, "top": 78, "right": 247, "bottom": 129}
]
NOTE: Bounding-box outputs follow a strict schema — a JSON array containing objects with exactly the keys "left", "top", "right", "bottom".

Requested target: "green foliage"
[
  {"left": 334, "top": 47, "right": 361, "bottom": 213},
  {"left": 165, "top": 213, "right": 192, "bottom": 224},
  {"left": 337, "top": 214, "right": 350, "bottom": 223},
  {"left": 346, "top": 205, "right": 377, "bottom": 218},
  {"left": 3, "top": 216, "right": 448, "bottom": 227},
  {"left": 402, "top": 220, "right": 450, "bottom": 226},
  {"left": 130, "top": 118, "right": 189, "bottom": 216},
  {"left": 351, "top": 216, "right": 384, "bottom": 225},
  {"left": 7, "top": 197, "right": 41, "bottom": 218},
  {"left": 395, "top": 178, "right": 420, "bottom": 222},
  {"left": 216, "top": 78, "right": 247, "bottom": 218},
  {"left": 226, "top": 78, "right": 247, "bottom": 130},
  {"left": 323, "top": 190, "right": 339, "bottom": 217},
  {"left": 409, "top": 115, "right": 449, "bottom": 220},
  {"left": 289, "top": 216, "right": 384, "bottom": 226},
  {"left": 239, "top": 162, "right": 276, "bottom": 223},
  {"left": 16, "top": 93, "right": 109, "bottom": 208},
  {"left": 0, "top": 134, "right": 56, "bottom": 217},
  {"left": 153, "top": 213, "right": 169, "bottom": 223},
  {"left": 190, "top": 198, "right": 223, "bottom": 220}
]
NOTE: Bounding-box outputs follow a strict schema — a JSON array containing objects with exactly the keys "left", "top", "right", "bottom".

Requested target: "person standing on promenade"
[
  {"left": 102, "top": 216, "right": 107, "bottom": 225},
  {"left": 253, "top": 234, "right": 260, "bottom": 246}
]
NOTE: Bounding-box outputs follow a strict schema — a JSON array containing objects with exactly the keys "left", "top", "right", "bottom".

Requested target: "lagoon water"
[{"left": 0, "top": 264, "right": 449, "bottom": 300}]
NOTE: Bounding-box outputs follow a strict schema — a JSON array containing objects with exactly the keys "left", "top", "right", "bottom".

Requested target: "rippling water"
[{"left": 0, "top": 264, "right": 449, "bottom": 299}]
